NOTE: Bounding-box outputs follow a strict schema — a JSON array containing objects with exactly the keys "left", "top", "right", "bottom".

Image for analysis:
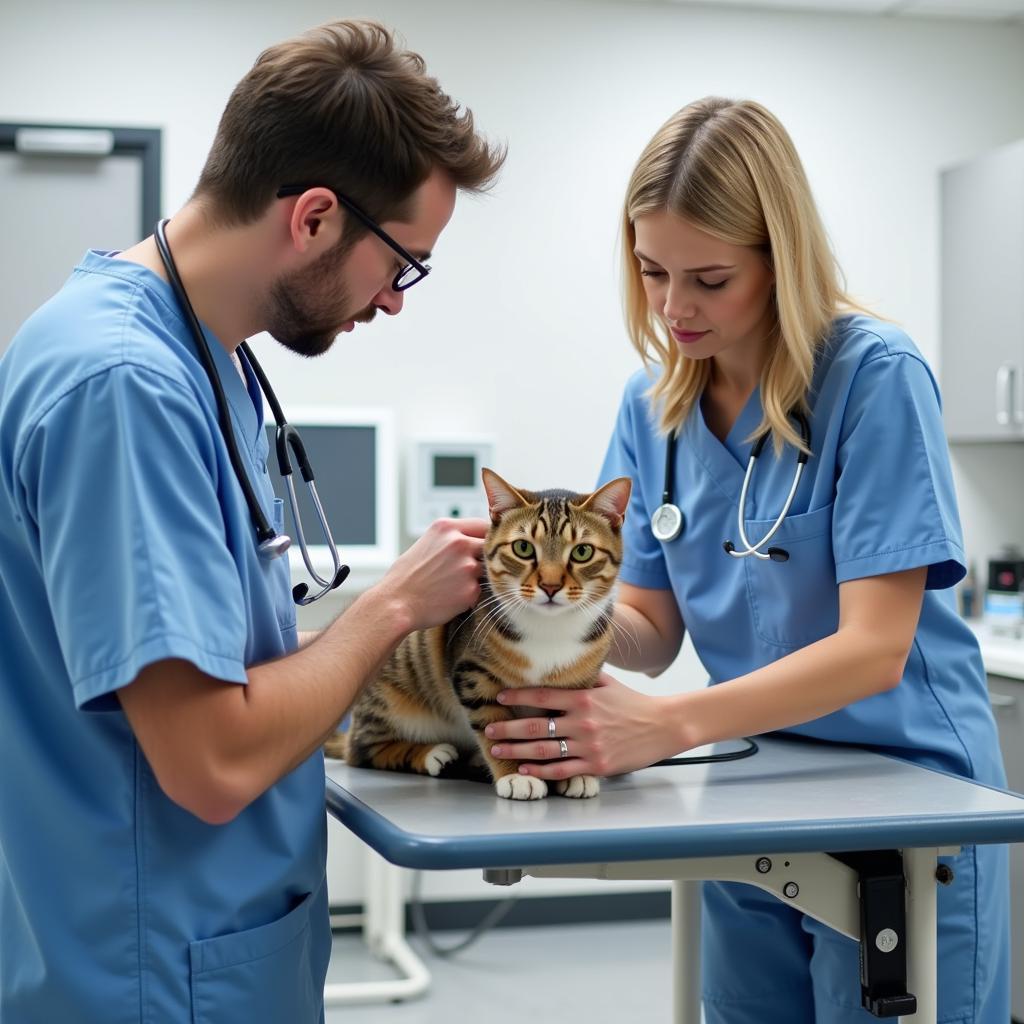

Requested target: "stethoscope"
[
  {"left": 650, "top": 410, "right": 811, "bottom": 563},
  {"left": 154, "top": 219, "right": 349, "bottom": 605}
]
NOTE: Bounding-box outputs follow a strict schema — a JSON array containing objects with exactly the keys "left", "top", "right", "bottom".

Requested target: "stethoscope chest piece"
[
  {"left": 650, "top": 410, "right": 812, "bottom": 563},
  {"left": 651, "top": 502, "right": 684, "bottom": 542}
]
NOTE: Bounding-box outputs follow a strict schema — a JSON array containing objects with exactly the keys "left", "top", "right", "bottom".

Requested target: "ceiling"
[{"left": 622, "top": 0, "right": 1024, "bottom": 20}]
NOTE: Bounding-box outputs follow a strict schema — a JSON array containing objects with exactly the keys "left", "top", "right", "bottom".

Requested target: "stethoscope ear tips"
[
  {"left": 292, "top": 564, "right": 351, "bottom": 606},
  {"left": 722, "top": 541, "right": 736, "bottom": 554},
  {"left": 767, "top": 547, "right": 790, "bottom": 563}
]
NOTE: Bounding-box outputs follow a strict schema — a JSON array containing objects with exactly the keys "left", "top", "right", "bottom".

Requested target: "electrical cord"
[
  {"left": 653, "top": 736, "right": 759, "bottom": 767},
  {"left": 408, "top": 738, "right": 758, "bottom": 957},
  {"left": 409, "top": 869, "right": 521, "bottom": 957}
]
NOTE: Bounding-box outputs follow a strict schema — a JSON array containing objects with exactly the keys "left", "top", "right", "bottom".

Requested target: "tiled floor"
[{"left": 324, "top": 918, "right": 677, "bottom": 1022}]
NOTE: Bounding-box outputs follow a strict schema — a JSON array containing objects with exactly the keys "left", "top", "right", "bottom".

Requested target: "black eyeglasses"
[{"left": 276, "top": 185, "right": 431, "bottom": 292}]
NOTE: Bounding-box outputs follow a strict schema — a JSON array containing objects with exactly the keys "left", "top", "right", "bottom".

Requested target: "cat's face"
[{"left": 480, "top": 470, "right": 632, "bottom": 615}]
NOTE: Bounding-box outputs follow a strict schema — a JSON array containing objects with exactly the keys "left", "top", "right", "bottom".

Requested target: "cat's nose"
[{"left": 539, "top": 581, "right": 563, "bottom": 599}]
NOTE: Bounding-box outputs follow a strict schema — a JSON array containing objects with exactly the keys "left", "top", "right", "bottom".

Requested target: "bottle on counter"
[{"left": 983, "top": 544, "right": 1024, "bottom": 636}]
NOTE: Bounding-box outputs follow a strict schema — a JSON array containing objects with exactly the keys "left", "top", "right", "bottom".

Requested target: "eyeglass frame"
[{"left": 276, "top": 184, "right": 431, "bottom": 292}]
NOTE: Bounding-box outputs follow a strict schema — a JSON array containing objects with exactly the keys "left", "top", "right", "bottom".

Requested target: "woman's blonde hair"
[{"left": 623, "top": 97, "right": 867, "bottom": 453}]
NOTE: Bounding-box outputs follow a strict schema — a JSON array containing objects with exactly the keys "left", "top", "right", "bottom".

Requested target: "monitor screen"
[
  {"left": 433, "top": 454, "right": 476, "bottom": 488},
  {"left": 266, "top": 424, "right": 377, "bottom": 544}
]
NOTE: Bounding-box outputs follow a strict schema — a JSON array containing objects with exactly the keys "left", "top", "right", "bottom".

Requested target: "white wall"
[{"left": 4, "top": 0, "right": 1024, "bottom": 904}]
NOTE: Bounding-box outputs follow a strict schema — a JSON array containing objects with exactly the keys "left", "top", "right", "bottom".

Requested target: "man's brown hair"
[{"left": 193, "top": 20, "right": 504, "bottom": 230}]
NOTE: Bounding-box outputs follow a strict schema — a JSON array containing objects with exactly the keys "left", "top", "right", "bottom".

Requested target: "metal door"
[{"left": 0, "top": 124, "right": 160, "bottom": 357}]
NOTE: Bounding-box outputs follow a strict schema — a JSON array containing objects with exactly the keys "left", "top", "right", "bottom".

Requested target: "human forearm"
[
  {"left": 226, "top": 588, "right": 412, "bottom": 798},
  {"left": 606, "top": 586, "right": 685, "bottom": 675},
  {"left": 120, "top": 586, "right": 412, "bottom": 824},
  {"left": 297, "top": 629, "right": 321, "bottom": 648},
  {"left": 121, "top": 517, "right": 488, "bottom": 822},
  {"left": 669, "top": 623, "right": 907, "bottom": 752}
]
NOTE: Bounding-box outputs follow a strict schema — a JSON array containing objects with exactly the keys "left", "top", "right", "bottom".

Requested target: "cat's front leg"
[
  {"left": 495, "top": 774, "right": 548, "bottom": 801},
  {"left": 555, "top": 776, "right": 600, "bottom": 799},
  {"left": 452, "top": 661, "right": 547, "bottom": 800}
]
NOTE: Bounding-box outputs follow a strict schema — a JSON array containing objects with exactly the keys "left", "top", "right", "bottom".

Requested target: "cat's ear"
[
  {"left": 481, "top": 468, "right": 532, "bottom": 523},
  {"left": 574, "top": 476, "right": 632, "bottom": 530}
]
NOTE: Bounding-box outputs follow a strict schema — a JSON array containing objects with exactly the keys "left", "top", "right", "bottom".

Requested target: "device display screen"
[
  {"left": 433, "top": 455, "right": 475, "bottom": 488},
  {"left": 265, "top": 424, "right": 377, "bottom": 544}
]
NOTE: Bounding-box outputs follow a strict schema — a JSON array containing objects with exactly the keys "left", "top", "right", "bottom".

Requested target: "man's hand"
[{"left": 376, "top": 517, "right": 488, "bottom": 631}]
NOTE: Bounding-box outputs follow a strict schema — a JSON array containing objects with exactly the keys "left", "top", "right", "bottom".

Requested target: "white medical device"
[{"left": 407, "top": 437, "right": 495, "bottom": 536}]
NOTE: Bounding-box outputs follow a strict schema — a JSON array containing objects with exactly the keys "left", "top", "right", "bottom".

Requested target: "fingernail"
[
  {"left": 496, "top": 692, "right": 507, "bottom": 704},
  {"left": 519, "top": 766, "right": 529, "bottom": 774},
  {"left": 484, "top": 725, "right": 494, "bottom": 738},
  {"left": 491, "top": 745, "right": 502, "bottom": 756}
]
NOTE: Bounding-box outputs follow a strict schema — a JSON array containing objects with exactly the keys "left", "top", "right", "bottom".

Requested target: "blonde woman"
[{"left": 487, "top": 98, "right": 1008, "bottom": 1021}]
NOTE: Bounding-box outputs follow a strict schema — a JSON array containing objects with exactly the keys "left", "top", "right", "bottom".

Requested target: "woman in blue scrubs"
[{"left": 487, "top": 97, "right": 1009, "bottom": 1022}]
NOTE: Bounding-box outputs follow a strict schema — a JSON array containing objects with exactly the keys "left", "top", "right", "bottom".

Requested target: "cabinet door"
[
  {"left": 986, "top": 674, "right": 1024, "bottom": 1020},
  {"left": 940, "top": 140, "right": 1024, "bottom": 441}
]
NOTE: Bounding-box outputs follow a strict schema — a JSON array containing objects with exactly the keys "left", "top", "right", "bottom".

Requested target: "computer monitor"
[{"left": 263, "top": 405, "right": 398, "bottom": 583}]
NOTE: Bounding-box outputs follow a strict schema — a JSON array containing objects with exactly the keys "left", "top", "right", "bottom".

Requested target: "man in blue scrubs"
[{"left": 0, "top": 21, "right": 503, "bottom": 1024}]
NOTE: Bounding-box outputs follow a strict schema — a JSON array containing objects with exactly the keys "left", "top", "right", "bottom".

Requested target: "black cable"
[
  {"left": 652, "top": 736, "right": 759, "bottom": 767},
  {"left": 409, "top": 870, "right": 521, "bottom": 958}
]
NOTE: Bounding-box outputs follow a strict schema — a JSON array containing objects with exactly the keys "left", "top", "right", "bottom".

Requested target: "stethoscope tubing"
[
  {"left": 153, "top": 219, "right": 347, "bottom": 604},
  {"left": 730, "top": 451, "right": 805, "bottom": 560},
  {"left": 653, "top": 410, "right": 811, "bottom": 562}
]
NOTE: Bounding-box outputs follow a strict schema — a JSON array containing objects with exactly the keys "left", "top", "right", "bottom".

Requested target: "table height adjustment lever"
[{"left": 831, "top": 851, "right": 916, "bottom": 1018}]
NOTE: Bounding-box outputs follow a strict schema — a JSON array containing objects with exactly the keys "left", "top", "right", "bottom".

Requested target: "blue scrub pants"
[{"left": 700, "top": 845, "right": 1009, "bottom": 1023}]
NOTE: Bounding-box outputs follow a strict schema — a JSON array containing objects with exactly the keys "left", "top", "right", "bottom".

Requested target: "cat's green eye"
[
  {"left": 512, "top": 539, "right": 535, "bottom": 559},
  {"left": 570, "top": 544, "right": 594, "bottom": 563}
]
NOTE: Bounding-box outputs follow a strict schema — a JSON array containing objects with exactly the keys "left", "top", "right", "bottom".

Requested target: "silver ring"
[
  {"left": 558, "top": 739, "right": 569, "bottom": 759},
  {"left": 547, "top": 717, "right": 557, "bottom": 738}
]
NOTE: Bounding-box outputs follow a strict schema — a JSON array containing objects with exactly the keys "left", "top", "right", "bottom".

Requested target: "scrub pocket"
[
  {"left": 267, "top": 498, "right": 298, "bottom": 637},
  {"left": 189, "top": 890, "right": 320, "bottom": 1024},
  {"left": 743, "top": 501, "right": 838, "bottom": 649}
]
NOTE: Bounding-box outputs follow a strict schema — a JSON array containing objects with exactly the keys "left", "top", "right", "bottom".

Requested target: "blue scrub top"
[
  {"left": 599, "top": 314, "right": 1004, "bottom": 787},
  {"left": 0, "top": 252, "right": 330, "bottom": 1023}
]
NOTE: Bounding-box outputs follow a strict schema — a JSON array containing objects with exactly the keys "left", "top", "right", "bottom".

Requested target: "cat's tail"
[{"left": 323, "top": 729, "right": 349, "bottom": 762}]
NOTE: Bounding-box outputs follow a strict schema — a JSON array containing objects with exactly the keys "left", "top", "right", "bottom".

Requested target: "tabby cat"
[{"left": 324, "top": 468, "right": 631, "bottom": 800}]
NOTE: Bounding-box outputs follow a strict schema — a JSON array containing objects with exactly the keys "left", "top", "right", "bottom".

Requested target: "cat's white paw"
[
  {"left": 495, "top": 774, "right": 548, "bottom": 800},
  {"left": 424, "top": 743, "right": 459, "bottom": 776},
  {"left": 555, "top": 775, "right": 600, "bottom": 799}
]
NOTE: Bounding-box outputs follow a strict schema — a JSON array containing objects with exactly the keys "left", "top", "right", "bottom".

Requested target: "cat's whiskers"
[
  {"left": 608, "top": 614, "right": 642, "bottom": 661},
  {"left": 468, "top": 592, "right": 520, "bottom": 648},
  {"left": 447, "top": 591, "right": 507, "bottom": 644},
  {"left": 479, "top": 594, "right": 530, "bottom": 650},
  {"left": 573, "top": 591, "right": 639, "bottom": 660},
  {"left": 577, "top": 591, "right": 641, "bottom": 659}
]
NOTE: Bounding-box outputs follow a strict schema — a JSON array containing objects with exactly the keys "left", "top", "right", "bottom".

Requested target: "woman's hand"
[{"left": 483, "top": 671, "right": 686, "bottom": 781}]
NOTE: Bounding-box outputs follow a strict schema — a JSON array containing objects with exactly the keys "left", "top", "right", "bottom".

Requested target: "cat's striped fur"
[{"left": 324, "top": 468, "right": 632, "bottom": 800}]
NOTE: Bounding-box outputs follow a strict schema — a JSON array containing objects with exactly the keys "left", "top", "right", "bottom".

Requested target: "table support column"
[
  {"left": 902, "top": 847, "right": 938, "bottom": 1023},
  {"left": 672, "top": 879, "right": 702, "bottom": 1024}
]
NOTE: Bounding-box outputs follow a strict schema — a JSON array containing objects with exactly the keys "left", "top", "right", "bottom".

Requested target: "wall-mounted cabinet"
[{"left": 940, "top": 139, "right": 1024, "bottom": 441}]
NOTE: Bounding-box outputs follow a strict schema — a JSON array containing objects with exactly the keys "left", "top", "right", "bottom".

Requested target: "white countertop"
[{"left": 967, "top": 619, "right": 1024, "bottom": 681}]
